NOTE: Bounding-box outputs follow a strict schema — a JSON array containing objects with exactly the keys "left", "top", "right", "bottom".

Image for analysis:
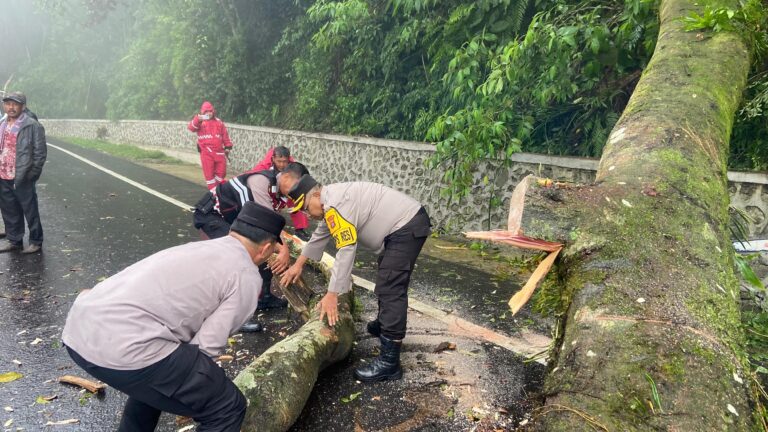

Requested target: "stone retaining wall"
[{"left": 43, "top": 119, "right": 768, "bottom": 238}]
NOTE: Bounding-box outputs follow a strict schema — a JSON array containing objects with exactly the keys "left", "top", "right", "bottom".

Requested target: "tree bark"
[
  {"left": 533, "top": 0, "right": 756, "bottom": 429},
  {"left": 233, "top": 292, "right": 354, "bottom": 432},
  {"left": 234, "top": 236, "right": 355, "bottom": 432}
]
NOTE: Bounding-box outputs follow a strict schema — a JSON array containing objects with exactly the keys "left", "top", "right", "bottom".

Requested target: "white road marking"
[{"left": 49, "top": 143, "right": 193, "bottom": 211}]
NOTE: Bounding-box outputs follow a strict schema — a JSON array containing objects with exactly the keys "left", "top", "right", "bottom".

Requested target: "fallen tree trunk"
[
  {"left": 529, "top": 0, "right": 757, "bottom": 429},
  {"left": 233, "top": 234, "right": 355, "bottom": 432},
  {"left": 233, "top": 294, "right": 355, "bottom": 432}
]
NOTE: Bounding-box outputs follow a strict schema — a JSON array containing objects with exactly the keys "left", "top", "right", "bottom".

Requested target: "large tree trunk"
[{"left": 533, "top": 0, "right": 756, "bottom": 429}]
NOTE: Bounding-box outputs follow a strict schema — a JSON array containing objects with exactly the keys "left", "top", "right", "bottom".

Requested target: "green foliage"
[
  {"left": 736, "top": 253, "right": 766, "bottom": 291},
  {"left": 340, "top": 391, "right": 362, "bottom": 403},
  {"left": 427, "top": 0, "right": 659, "bottom": 199},
  {"left": 745, "top": 309, "right": 768, "bottom": 364},
  {"left": 63, "top": 137, "right": 185, "bottom": 164},
  {"left": 644, "top": 373, "right": 663, "bottom": 413},
  {"left": 695, "top": 0, "right": 768, "bottom": 172},
  {"left": 106, "top": 1, "right": 253, "bottom": 120},
  {"left": 5, "top": 0, "right": 768, "bottom": 187}
]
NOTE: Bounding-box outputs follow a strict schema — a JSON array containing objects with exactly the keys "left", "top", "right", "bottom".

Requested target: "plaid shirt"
[{"left": 0, "top": 113, "right": 25, "bottom": 180}]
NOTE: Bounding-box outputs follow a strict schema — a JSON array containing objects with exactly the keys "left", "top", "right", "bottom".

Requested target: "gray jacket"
[{"left": 11, "top": 115, "right": 47, "bottom": 185}]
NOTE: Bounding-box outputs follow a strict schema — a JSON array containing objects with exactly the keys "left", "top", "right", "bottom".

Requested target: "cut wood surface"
[
  {"left": 508, "top": 248, "right": 561, "bottom": 314},
  {"left": 278, "top": 275, "right": 315, "bottom": 321}
]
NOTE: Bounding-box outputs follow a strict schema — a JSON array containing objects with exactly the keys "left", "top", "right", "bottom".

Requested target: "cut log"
[
  {"left": 234, "top": 232, "right": 355, "bottom": 432},
  {"left": 233, "top": 293, "right": 354, "bottom": 432}
]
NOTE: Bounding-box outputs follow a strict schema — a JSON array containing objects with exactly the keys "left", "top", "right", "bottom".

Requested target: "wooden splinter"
[
  {"left": 465, "top": 174, "right": 574, "bottom": 314},
  {"left": 58, "top": 375, "right": 106, "bottom": 393}
]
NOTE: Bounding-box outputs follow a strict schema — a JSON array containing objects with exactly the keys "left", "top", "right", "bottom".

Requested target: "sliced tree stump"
[{"left": 465, "top": 174, "right": 577, "bottom": 313}]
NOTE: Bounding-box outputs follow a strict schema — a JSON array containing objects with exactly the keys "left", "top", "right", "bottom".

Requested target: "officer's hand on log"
[
  {"left": 269, "top": 248, "right": 290, "bottom": 274},
  {"left": 317, "top": 292, "right": 339, "bottom": 327},
  {"left": 279, "top": 263, "right": 302, "bottom": 287}
]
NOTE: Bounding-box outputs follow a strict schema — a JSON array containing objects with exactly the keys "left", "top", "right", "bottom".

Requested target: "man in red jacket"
[
  {"left": 251, "top": 146, "right": 310, "bottom": 240},
  {"left": 188, "top": 101, "right": 233, "bottom": 191}
]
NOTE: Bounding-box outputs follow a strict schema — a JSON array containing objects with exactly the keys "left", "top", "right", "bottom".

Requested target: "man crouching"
[{"left": 62, "top": 202, "right": 284, "bottom": 431}]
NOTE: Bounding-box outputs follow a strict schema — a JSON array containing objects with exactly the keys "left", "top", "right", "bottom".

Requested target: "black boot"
[
  {"left": 256, "top": 281, "right": 288, "bottom": 310},
  {"left": 366, "top": 319, "right": 381, "bottom": 337},
  {"left": 353, "top": 336, "right": 403, "bottom": 382}
]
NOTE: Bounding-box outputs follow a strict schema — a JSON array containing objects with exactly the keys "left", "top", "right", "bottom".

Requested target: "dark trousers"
[
  {"left": 193, "top": 209, "right": 273, "bottom": 290},
  {"left": 375, "top": 207, "right": 431, "bottom": 340},
  {"left": 66, "top": 344, "right": 246, "bottom": 432},
  {"left": 0, "top": 179, "right": 42, "bottom": 245}
]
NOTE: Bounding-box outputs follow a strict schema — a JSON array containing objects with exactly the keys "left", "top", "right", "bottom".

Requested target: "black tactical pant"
[
  {"left": 0, "top": 179, "right": 43, "bottom": 245},
  {"left": 66, "top": 344, "right": 246, "bottom": 432},
  {"left": 375, "top": 207, "right": 431, "bottom": 340}
]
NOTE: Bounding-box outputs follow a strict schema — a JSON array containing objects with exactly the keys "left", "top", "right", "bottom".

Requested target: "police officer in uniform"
[
  {"left": 192, "top": 162, "right": 309, "bottom": 331},
  {"left": 63, "top": 202, "right": 285, "bottom": 431},
  {"left": 279, "top": 174, "right": 431, "bottom": 382}
]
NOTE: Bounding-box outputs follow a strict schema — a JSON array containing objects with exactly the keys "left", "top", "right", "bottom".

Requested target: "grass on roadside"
[{"left": 60, "top": 137, "right": 185, "bottom": 164}]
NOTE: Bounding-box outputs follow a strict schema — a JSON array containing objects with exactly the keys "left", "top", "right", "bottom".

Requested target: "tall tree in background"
[{"left": 2, "top": 1, "right": 130, "bottom": 118}]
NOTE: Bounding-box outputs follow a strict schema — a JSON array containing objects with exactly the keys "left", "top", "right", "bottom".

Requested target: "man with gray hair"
[{"left": 0, "top": 91, "right": 47, "bottom": 254}]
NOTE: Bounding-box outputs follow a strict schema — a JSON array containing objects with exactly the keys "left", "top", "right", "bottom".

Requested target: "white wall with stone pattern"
[{"left": 42, "top": 119, "right": 768, "bottom": 238}]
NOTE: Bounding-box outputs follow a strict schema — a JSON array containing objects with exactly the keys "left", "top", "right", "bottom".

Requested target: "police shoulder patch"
[{"left": 324, "top": 207, "right": 357, "bottom": 248}]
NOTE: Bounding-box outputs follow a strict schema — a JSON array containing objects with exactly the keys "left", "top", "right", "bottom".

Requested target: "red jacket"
[
  {"left": 187, "top": 101, "right": 232, "bottom": 153},
  {"left": 250, "top": 147, "right": 295, "bottom": 172}
]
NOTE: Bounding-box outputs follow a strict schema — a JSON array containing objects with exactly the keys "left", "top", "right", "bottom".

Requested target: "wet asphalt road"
[
  {"left": 0, "top": 138, "right": 205, "bottom": 430},
  {"left": 0, "top": 137, "right": 547, "bottom": 431}
]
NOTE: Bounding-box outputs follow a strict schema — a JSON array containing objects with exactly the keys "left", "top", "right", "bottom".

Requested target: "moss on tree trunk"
[
  {"left": 233, "top": 293, "right": 355, "bottom": 432},
  {"left": 534, "top": 0, "right": 757, "bottom": 429}
]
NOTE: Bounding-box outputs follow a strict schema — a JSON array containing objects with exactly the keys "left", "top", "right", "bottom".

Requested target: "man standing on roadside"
[
  {"left": 0, "top": 92, "right": 46, "bottom": 254},
  {"left": 188, "top": 101, "right": 232, "bottom": 191}
]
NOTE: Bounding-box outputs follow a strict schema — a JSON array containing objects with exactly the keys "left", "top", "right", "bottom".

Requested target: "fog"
[{"left": 0, "top": 1, "right": 301, "bottom": 122}]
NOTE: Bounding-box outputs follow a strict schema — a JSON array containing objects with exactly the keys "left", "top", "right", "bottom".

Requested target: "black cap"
[
  {"left": 230, "top": 202, "right": 285, "bottom": 244},
  {"left": 2, "top": 92, "right": 26, "bottom": 105},
  {"left": 287, "top": 174, "right": 318, "bottom": 213}
]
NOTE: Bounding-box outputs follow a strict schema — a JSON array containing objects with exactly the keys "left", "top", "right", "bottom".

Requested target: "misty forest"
[{"left": 0, "top": 0, "right": 766, "bottom": 191}]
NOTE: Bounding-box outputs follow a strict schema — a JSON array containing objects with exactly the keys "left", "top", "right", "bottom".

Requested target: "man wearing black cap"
[
  {"left": 192, "top": 162, "right": 310, "bottom": 332},
  {"left": 62, "top": 202, "right": 285, "bottom": 432},
  {"left": 0, "top": 91, "right": 47, "bottom": 254},
  {"left": 278, "top": 174, "right": 431, "bottom": 383}
]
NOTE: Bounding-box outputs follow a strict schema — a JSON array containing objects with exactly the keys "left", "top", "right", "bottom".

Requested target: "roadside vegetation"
[
  {"left": 61, "top": 137, "right": 185, "bottom": 165},
  {"left": 6, "top": 1, "right": 767, "bottom": 180}
]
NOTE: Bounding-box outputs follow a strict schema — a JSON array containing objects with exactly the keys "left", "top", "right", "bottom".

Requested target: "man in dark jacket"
[{"left": 0, "top": 92, "right": 47, "bottom": 254}]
